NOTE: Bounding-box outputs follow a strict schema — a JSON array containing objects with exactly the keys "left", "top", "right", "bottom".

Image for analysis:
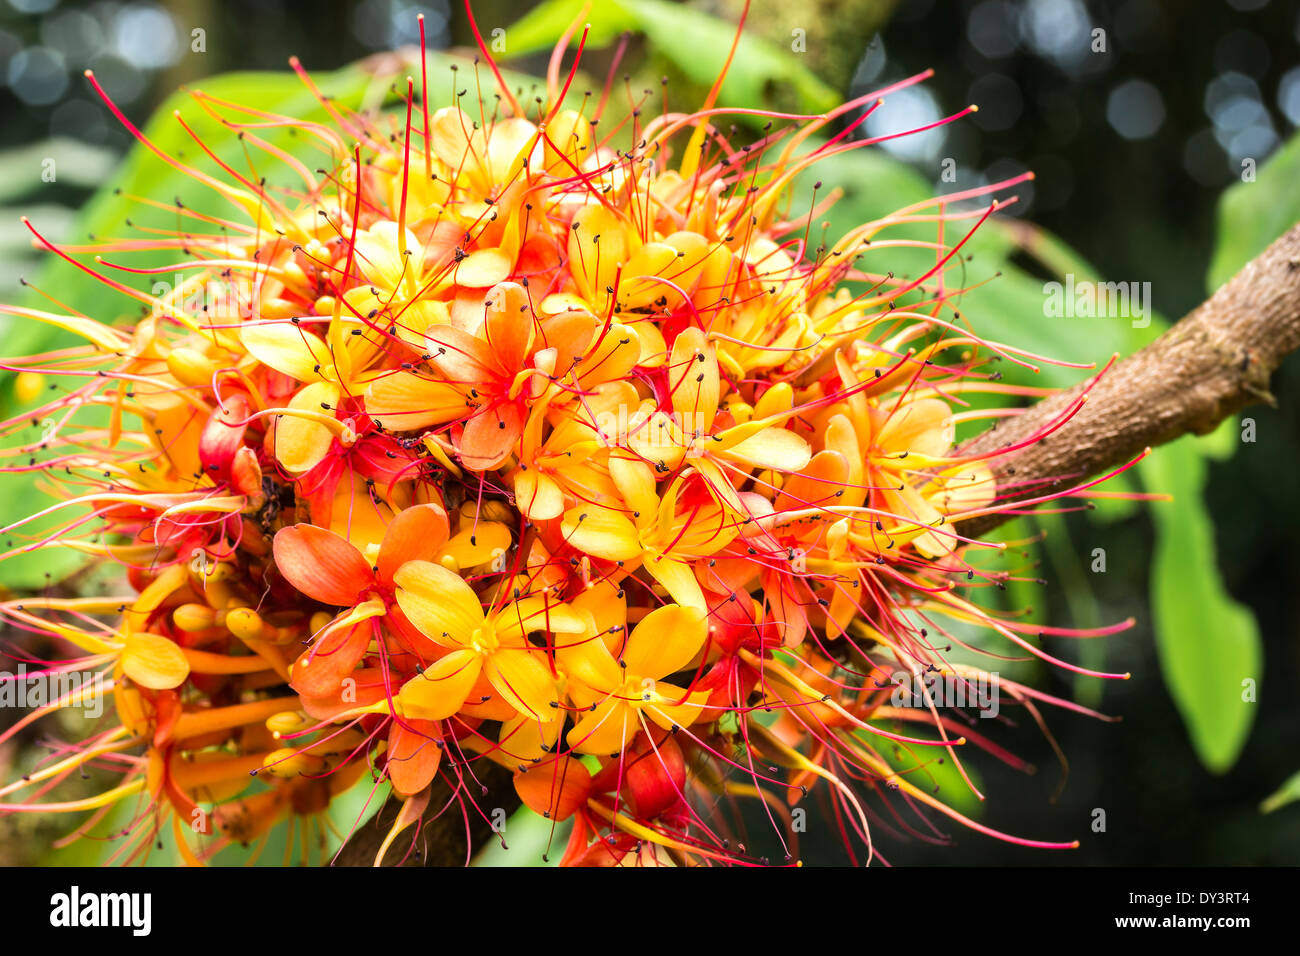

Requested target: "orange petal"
[
  {"left": 377, "top": 502, "right": 450, "bottom": 585},
  {"left": 272, "top": 523, "right": 372, "bottom": 606},
  {"left": 481, "top": 282, "right": 535, "bottom": 372},
  {"left": 513, "top": 756, "right": 592, "bottom": 821},
  {"left": 457, "top": 402, "right": 523, "bottom": 470},
  {"left": 386, "top": 718, "right": 444, "bottom": 796},
  {"left": 289, "top": 620, "right": 371, "bottom": 699}
]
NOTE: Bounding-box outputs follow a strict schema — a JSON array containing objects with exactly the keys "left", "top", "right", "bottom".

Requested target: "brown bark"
[{"left": 955, "top": 222, "right": 1300, "bottom": 539}]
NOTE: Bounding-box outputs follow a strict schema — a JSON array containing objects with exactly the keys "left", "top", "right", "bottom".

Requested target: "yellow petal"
[
  {"left": 555, "top": 632, "right": 623, "bottom": 692},
  {"left": 621, "top": 604, "right": 707, "bottom": 678},
  {"left": 720, "top": 425, "right": 812, "bottom": 473},
  {"left": 567, "top": 698, "right": 634, "bottom": 755},
  {"left": 644, "top": 554, "right": 706, "bottom": 612},
  {"left": 398, "top": 649, "right": 482, "bottom": 720},
  {"left": 877, "top": 398, "right": 954, "bottom": 459},
  {"left": 568, "top": 204, "right": 629, "bottom": 311},
  {"left": 276, "top": 382, "right": 339, "bottom": 473},
  {"left": 642, "top": 682, "right": 711, "bottom": 732},
  {"left": 454, "top": 248, "right": 512, "bottom": 288},
  {"left": 364, "top": 372, "right": 466, "bottom": 431},
  {"left": 513, "top": 468, "right": 565, "bottom": 520},
  {"left": 393, "top": 560, "right": 485, "bottom": 645},
  {"left": 122, "top": 632, "right": 191, "bottom": 690},
  {"left": 609, "top": 455, "right": 659, "bottom": 521},
  {"left": 493, "top": 597, "right": 588, "bottom": 644},
  {"left": 439, "top": 520, "right": 512, "bottom": 572},
  {"left": 241, "top": 320, "right": 334, "bottom": 382},
  {"left": 484, "top": 648, "right": 558, "bottom": 721},
  {"left": 560, "top": 506, "right": 641, "bottom": 563}
]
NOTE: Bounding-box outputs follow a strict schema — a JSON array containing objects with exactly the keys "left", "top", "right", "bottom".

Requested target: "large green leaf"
[
  {"left": 1140, "top": 438, "right": 1261, "bottom": 772},
  {"left": 1208, "top": 130, "right": 1300, "bottom": 290},
  {"left": 504, "top": 0, "right": 839, "bottom": 116}
]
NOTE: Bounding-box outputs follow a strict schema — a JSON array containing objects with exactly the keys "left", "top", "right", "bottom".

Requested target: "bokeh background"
[{"left": 0, "top": 0, "right": 1297, "bottom": 865}]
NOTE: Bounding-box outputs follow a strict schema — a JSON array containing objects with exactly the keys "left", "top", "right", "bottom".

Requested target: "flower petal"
[
  {"left": 393, "top": 559, "right": 484, "bottom": 644},
  {"left": 560, "top": 506, "right": 641, "bottom": 563},
  {"left": 877, "top": 398, "right": 954, "bottom": 459},
  {"left": 386, "top": 718, "right": 443, "bottom": 796},
  {"left": 377, "top": 502, "right": 451, "bottom": 585},
  {"left": 720, "top": 424, "right": 812, "bottom": 473},
  {"left": 273, "top": 523, "right": 372, "bottom": 606},
  {"left": 512, "top": 468, "right": 565, "bottom": 520},
  {"left": 398, "top": 649, "right": 482, "bottom": 720},
  {"left": 668, "top": 326, "right": 719, "bottom": 432},
  {"left": 275, "top": 382, "right": 339, "bottom": 474},
  {"left": 241, "top": 321, "right": 333, "bottom": 382},
  {"left": 364, "top": 372, "right": 467, "bottom": 431},
  {"left": 644, "top": 554, "right": 706, "bottom": 612},
  {"left": 122, "top": 633, "right": 190, "bottom": 690},
  {"left": 289, "top": 619, "right": 371, "bottom": 698},
  {"left": 484, "top": 648, "right": 559, "bottom": 720},
  {"left": 642, "top": 681, "right": 711, "bottom": 732},
  {"left": 457, "top": 402, "right": 523, "bottom": 471},
  {"left": 621, "top": 603, "right": 707, "bottom": 679},
  {"left": 567, "top": 698, "right": 634, "bottom": 755}
]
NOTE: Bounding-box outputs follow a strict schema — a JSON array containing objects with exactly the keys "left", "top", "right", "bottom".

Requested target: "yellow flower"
[{"left": 393, "top": 560, "right": 585, "bottom": 721}]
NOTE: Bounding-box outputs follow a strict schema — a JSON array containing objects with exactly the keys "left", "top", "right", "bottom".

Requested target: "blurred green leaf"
[
  {"left": 0, "top": 138, "right": 118, "bottom": 205},
  {"left": 504, "top": 0, "right": 839, "bottom": 116},
  {"left": 1208, "top": 130, "right": 1300, "bottom": 291},
  {"left": 1140, "top": 438, "right": 1261, "bottom": 773},
  {"left": 1261, "top": 770, "right": 1300, "bottom": 814}
]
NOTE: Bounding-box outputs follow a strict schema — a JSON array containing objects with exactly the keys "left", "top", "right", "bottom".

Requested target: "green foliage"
[
  {"left": 1208, "top": 131, "right": 1300, "bottom": 290},
  {"left": 1141, "top": 438, "right": 1261, "bottom": 773},
  {"left": 1261, "top": 770, "right": 1300, "bottom": 814},
  {"left": 504, "top": 0, "right": 839, "bottom": 117}
]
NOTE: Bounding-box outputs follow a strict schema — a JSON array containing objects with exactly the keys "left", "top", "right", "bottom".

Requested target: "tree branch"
[{"left": 955, "top": 222, "right": 1300, "bottom": 539}]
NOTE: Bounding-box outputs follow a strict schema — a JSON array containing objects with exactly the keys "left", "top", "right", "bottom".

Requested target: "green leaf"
[
  {"left": 1261, "top": 770, "right": 1300, "bottom": 814},
  {"left": 1208, "top": 130, "right": 1300, "bottom": 291},
  {"left": 1140, "top": 438, "right": 1261, "bottom": 772},
  {"left": 0, "top": 138, "right": 118, "bottom": 204},
  {"left": 504, "top": 0, "right": 839, "bottom": 116}
]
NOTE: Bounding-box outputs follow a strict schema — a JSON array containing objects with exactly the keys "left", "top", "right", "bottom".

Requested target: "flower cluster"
[{"left": 0, "top": 13, "right": 1129, "bottom": 866}]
